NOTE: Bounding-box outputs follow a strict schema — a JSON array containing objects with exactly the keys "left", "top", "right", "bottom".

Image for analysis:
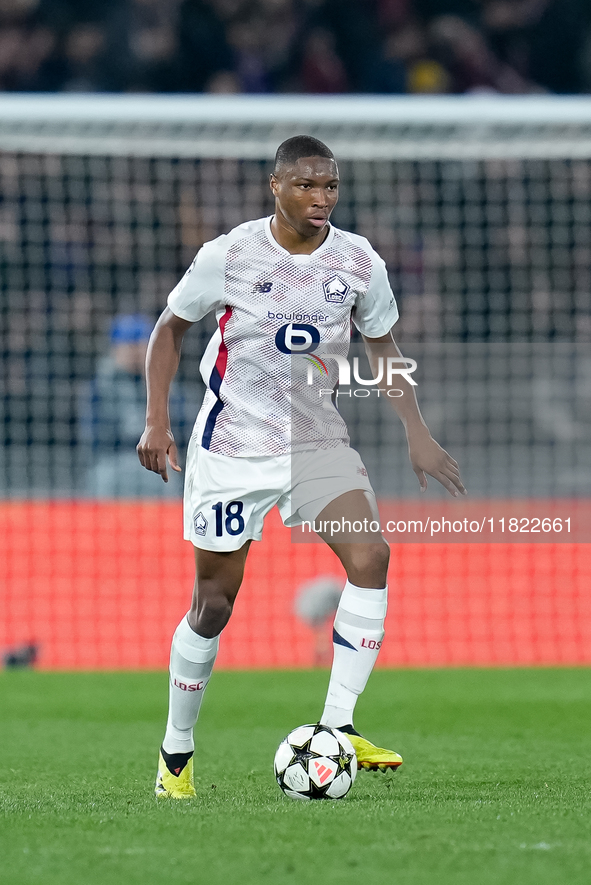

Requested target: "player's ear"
[{"left": 269, "top": 173, "right": 279, "bottom": 196}]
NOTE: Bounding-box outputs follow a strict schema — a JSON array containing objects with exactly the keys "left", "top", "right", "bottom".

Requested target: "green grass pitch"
[{"left": 1, "top": 668, "right": 590, "bottom": 885}]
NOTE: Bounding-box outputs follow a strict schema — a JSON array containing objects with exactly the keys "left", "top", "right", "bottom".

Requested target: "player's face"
[{"left": 270, "top": 157, "right": 339, "bottom": 239}]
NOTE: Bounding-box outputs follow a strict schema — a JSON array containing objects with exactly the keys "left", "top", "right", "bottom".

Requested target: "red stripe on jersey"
[{"left": 214, "top": 307, "right": 232, "bottom": 384}]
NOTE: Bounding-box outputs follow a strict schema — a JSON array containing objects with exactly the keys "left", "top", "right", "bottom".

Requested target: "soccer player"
[{"left": 137, "top": 135, "right": 466, "bottom": 799}]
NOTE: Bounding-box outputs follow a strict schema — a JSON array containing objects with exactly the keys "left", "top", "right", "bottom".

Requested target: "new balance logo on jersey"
[
  {"left": 323, "top": 274, "right": 350, "bottom": 303},
  {"left": 253, "top": 281, "right": 273, "bottom": 293}
]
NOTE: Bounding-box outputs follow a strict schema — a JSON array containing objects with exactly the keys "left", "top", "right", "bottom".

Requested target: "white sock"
[
  {"left": 162, "top": 615, "right": 219, "bottom": 754},
  {"left": 320, "top": 580, "right": 387, "bottom": 730}
]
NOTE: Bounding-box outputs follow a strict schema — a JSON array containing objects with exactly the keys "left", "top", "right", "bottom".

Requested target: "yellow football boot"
[
  {"left": 340, "top": 731, "right": 403, "bottom": 772},
  {"left": 155, "top": 748, "right": 196, "bottom": 799}
]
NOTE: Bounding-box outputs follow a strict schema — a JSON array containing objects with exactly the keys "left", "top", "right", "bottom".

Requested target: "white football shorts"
[{"left": 183, "top": 438, "right": 375, "bottom": 551}]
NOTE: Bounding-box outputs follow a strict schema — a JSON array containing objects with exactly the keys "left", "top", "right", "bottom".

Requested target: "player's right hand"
[{"left": 136, "top": 425, "right": 181, "bottom": 482}]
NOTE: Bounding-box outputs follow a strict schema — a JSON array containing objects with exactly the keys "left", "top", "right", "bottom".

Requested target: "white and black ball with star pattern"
[{"left": 274, "top": 724, "right": 357, "bottom": 800}]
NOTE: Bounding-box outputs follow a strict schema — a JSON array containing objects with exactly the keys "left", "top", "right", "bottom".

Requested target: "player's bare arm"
[
  {"left": 137, "top": 307, "right": 194, "bottom": 482},
  {"left": 362, "top": 330, "right": 467, "bottom": 498}
]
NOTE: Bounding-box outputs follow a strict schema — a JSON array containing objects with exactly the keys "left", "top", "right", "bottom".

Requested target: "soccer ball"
[{"left": 274, "top": 723, "right": 357, "bottom": 800}]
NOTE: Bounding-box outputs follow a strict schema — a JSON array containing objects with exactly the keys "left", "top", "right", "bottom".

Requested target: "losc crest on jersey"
[{"left": 323, "top": 274, "right": 350, "bottom": 304}]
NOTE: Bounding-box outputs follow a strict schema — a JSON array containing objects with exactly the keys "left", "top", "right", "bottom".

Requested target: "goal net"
[{"left": 1, "top": 95, "right": 589, "bottom": 668}]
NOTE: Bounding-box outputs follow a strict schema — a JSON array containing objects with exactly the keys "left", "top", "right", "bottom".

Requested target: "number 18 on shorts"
[
  {"left": 183, "top": 437, "right": 376, "bottom": 552},
  {"left": 183, "top": 441, "right": 292, "bottom": 552},
  {"left": 210, "top": 501, "right": 245, "bottom": 537}
]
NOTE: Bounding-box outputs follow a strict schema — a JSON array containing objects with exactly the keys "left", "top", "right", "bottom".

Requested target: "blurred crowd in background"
[{"left": 0, "top": 0, "right": 590, "bottom": 96}]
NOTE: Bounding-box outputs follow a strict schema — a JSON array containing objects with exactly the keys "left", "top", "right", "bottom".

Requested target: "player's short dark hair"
[{"left": 273, "top": 136, "right": 335, "bottom": 174}]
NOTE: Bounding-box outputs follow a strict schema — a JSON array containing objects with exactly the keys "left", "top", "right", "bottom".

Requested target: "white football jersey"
[{"left": 168, "top": 216, "right": 398, "bottom": 457}]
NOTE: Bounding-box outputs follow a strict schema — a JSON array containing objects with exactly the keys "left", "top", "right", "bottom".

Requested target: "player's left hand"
[{"left": 407, "top": 426, "right": 467, "bottom": 498}]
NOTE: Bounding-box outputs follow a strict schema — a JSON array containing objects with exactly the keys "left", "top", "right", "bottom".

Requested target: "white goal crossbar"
[{"left": 1, "top": 94, "right": 591, "bottom": 160}]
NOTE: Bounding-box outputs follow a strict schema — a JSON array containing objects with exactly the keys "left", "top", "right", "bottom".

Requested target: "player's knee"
[{"left": 346, "top": 541, "right": 390, "bottom": 588}]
